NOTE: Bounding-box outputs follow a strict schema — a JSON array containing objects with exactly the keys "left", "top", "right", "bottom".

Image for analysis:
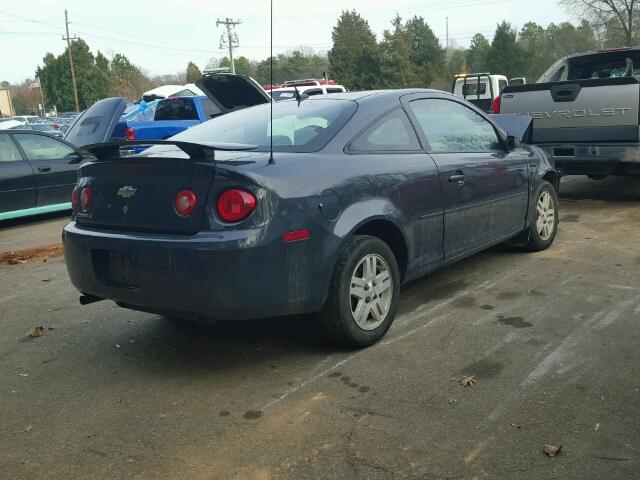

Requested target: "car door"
[
  {"left": 0, "top": 133, "right": 37, "bottom": 216},
  {"left": 405, "top": 96, "right": 528, "bottom": 259},
  {"left": 12, "top": 133, "right": 81, "bottom": 207},
  {"left": 346, "top": 107, "right": 444, "bottom": 274}
]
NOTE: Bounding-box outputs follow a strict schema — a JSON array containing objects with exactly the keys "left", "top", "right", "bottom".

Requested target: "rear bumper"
[
  {"left": 62, "top": 221, "right": 336, "bottom": 321},
  {"left": 538, "top": 144, "right": 640, "bottom": 175}
]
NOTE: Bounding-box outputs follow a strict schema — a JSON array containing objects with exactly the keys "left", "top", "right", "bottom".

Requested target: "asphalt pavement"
[{"left": 0, "top": 175, "right": 639, "bottom": 479}]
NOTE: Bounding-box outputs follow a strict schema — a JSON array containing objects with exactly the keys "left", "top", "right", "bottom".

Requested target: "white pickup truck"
[
  {"left": 451, "top": 73, "right": 525, "bottom": 113},
  {"left": 496, "top": 48, "right": 640, "bottom": 179}
]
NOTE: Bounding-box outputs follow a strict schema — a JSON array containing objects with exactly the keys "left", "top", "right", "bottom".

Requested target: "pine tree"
[
  {"left": 185, "top": 62, "right": 202, "bottom": 83},
  {"left": 328, "top": 10, "right": 381, "bottom": 90}
]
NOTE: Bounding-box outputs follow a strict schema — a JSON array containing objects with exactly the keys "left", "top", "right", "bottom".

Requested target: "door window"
[
  {"left": 13, "top": 134, "right": 77, "bottom": 161},
  {"left": 409, "top": 99, "right": 500, "bottom": 153},
  {"left": 348, "top": 108, "right": 421, "bottom": 153},
  {"left": 0, "top": 135, "right": 23, "bottom": 162}
]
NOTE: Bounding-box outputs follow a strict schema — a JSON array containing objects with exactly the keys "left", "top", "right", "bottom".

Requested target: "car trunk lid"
[
  {"left": 74, "top": 141, "right": 257, "bottom": 234},
  {"left": 195, "top": 73, "right": 271, "bottom": 115},
  {"left": 64, "top": 97, "right": 127, "bottom": 147}
]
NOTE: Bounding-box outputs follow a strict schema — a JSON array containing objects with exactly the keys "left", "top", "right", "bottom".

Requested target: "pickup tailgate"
[{"left": 500, "top": 77, "right": 639, "bottom": 143}]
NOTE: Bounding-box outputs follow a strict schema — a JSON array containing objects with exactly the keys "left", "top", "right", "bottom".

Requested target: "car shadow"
[{"left": 559, "top": 175, "right": 640, "bottom": 202}]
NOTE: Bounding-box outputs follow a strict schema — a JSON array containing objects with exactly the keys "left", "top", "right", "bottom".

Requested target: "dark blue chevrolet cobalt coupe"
[{"left": 63, "top": 89, "right": 558, "bottom": 347}]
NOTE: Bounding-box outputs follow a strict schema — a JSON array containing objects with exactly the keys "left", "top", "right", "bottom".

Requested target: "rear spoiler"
[
  {"left": 79, "top": 140, "right": 257, "bottom": 161},
  {"left": 488, "top": 114, "right": 533, "bottom": 144}
]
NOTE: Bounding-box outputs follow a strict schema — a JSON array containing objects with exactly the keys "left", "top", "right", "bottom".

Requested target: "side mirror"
[{"left": 505, "top": 135, "right": 517, "bottom": 151}]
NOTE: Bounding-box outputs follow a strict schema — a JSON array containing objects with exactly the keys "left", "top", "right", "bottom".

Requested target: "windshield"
[{"left": 170, "top": 99, "right": 357, "bottom": 152}]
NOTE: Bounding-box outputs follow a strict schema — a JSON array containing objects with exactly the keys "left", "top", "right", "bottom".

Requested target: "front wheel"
[
  {"left": 524, "top": 180, "right": 559, "bottom": 251},
  {"left": 319, "top": 235, "right": 401, "bottom": 347}
]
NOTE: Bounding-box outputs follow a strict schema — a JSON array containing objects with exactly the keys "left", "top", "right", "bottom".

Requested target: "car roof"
[{"left": 306, "top": 88, "right": 447, "bottom": 102}]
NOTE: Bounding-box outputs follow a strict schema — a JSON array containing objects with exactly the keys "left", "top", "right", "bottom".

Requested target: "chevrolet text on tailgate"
[{"left": 496, "top": 47, "right": 640, "bottom": 179}]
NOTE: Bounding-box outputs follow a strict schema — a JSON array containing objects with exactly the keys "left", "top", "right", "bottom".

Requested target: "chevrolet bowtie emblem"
[{"left": 117, "top": 186, "right": 138, "bottom": 198}]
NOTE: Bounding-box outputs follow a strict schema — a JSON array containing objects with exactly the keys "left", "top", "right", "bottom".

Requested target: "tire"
[
  {"left": 524, "top": 180, "right": 559, "bottom": 251},
  {"left": 319, "top": 235, "right": 401, "bottom": 347},
  {"left": 587, "top": 174, "right": 607, "bottom": 180}
]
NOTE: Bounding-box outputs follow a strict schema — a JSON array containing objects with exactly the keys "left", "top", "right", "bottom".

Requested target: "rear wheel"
[
  {"left": 524, "top": 180, "right": 558, "bottom": 251},
  {"left": 319, "top": 235, "right": 400, "bottom": 347}
]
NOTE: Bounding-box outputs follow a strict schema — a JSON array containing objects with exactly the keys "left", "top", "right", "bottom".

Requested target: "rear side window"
[
  {"left": 154, "top": 98, "right": 199, "bottom": 121},
  {"left": 304, "top": 89, "right": 323, "bottom": 96},
  {"left": 0, "top": 135, "right": 22, "bottom": 162},
  {"left": 348, "top": 108, "right": 421, "bottom": 153},
  {"left": 498, "top": 79, "right": 508, "bottom": 93}
]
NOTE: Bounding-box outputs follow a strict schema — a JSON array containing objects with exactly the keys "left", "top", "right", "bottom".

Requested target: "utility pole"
[
  {"left": 445, "top": 16, "right": 449, "bottom": 52},
  {"left": 63, "top": 9, "right": 80, "bottom": 112},
  {"left": 216, "top": 17, "right": 241, "bottom": 74}
]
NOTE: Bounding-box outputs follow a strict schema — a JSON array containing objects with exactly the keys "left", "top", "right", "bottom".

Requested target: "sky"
[{"left": 1, "top": 0, "right": 571, "bottom": 83}]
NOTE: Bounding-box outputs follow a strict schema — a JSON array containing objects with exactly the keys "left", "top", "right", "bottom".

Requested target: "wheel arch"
[{"left": 348, "top": 217, "right": 409, "bottom": 281}]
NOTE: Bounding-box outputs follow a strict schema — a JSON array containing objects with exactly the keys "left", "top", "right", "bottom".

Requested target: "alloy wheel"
[
  {"left": 349, "top": 254, "right": 393, "bottom": 330},
  {"left": 536, "top": 191, "right": 556, "bottom": 241}
]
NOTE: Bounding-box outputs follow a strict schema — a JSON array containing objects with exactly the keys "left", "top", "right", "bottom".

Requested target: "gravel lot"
[{"left": 1, "top": 175, "right": 639, "bottom": 479}]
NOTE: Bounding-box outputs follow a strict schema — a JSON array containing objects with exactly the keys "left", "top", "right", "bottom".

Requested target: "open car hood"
[
  {"left": 64, "top": 97, "right": 127, "bottom": 147},
  {"left": 196, "top": 74, "right": 271, "bottom": 115}
]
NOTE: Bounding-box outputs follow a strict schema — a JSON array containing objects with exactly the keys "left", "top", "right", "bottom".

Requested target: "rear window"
[
  {"left": 154, "top": 98, "right": 199, "bottom": 121},
  {"left": 568, "top": 51, "right": 640, "bottom": 79},
  {"left": 461, "top": 82, "right": 487, "bottom": 97},
  {"left": 169, "top": 99, "right": 358, "bottom": 153},
  {"left": 270, "top": 90, "right": 297, "bottom": 101}
]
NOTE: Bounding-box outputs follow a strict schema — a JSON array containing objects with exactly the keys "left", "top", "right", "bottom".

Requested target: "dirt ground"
[{"left": 0, "top": 175, "right": 638, "bottom": 479}]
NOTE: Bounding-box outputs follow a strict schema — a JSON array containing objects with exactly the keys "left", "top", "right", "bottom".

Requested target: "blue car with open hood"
[{"left": 63, "top": 88, "right": 559, "bottom": 347}]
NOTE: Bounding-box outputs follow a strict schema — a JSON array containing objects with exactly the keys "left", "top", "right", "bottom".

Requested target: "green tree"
[
  {"left": 466, "top": 34, "right": 491, "bottom": 73},
  {"left": 447, "top": 48, "right": 467, "bottom": 76},
  {"left": 110, "top": 53, "right": 153, "bottom": 100},
  {"left": 185, "top": 61, "right": 202, "bottom": 83},
  {"left": 233, "top": 56, "right": 255, "bottom": 76},
  {"left": 328, "top": 10, "right": 381, "bottom": 89},
  {"left": 488, "top": 21, "right": 524, "bottom": 78},
  {"left": 405, "top": 16, "right": 446, "bottom": 86},
  {"left": 380, "top": 15, "right": 419, "bottom": 88}
]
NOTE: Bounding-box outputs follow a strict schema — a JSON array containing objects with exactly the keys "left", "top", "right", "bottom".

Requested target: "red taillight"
[
  {"left": 490, "top": 95, "right": 502, "bottom": 114},
  {"left": 175, "top": 189, "right": 198, "bottom": 216},
  {"left": 217, "top": 189, "right": 256, "bottom": 223},
  {"left": 80, "top": 187, "right": 92, "bottom": 211},
  {"left": 283, "top": 229, "right": 311, "bottom": 243},
  {"left": 71, "top": 187, "right": 78, "bottom": 210},
  {"left": 124, "top": 127, "right": 136, "bottom": 141}
]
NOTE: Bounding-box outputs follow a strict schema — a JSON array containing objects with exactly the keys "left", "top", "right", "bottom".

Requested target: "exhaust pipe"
[{"left": 79, "top": 294, "right": 105, "bottom": 305}]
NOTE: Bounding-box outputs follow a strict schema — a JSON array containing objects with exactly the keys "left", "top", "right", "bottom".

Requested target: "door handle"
[
  {"left": 448, "top": 174, "right": 465, "bottom": 186},
  {"left": 38, "top": 166, "right": 51, "bottom": 172}
]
